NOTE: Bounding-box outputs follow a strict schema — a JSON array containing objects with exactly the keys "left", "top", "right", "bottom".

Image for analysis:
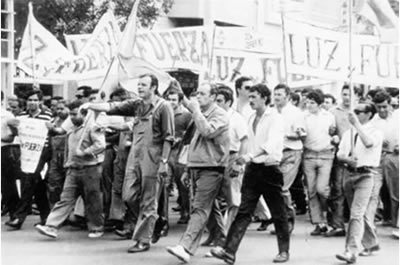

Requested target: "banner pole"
[
  {"left": 348, "top": 0, "right": 355, "bottom": 155},
  {"left": 28, "top": 2, "right": 38, "bottom": 89},
  {"left": 280, "top": 11, "right": 289, "bottom": 85}
]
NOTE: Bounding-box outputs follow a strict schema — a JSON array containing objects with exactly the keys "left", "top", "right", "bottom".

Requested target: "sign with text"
[
  {"left": 284, "top": 18, "right": 399, "bottom": 87},
  {"left": 18, "top": 118, "right": 48, "bottom": 174}
]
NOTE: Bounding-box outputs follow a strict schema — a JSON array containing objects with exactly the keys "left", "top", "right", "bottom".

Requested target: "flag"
[{"left": 17, "top": 4, "right": 73, "bottom": 78}]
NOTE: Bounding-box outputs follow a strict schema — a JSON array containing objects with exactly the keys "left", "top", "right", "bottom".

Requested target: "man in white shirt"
[
  {"left": 303, "top": 90, "right": 337, "bottom": 236},
  {"left": 335, "top": 102, "right": 383, "bottom": 264},
  {"left": 273, "top": 84, "right": 306, "bottom": 233},
  {"left": 371, "top": 91, "right": 399, "bottom": 228},
  {"left": 211, "top": 84, "right": 290, "bottom": 264}
]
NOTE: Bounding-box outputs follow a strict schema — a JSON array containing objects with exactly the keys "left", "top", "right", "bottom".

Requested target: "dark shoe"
[
  {"left": 335, "top": 252, "right": 356, "bottom": 264},
  {"left": 200, "top": 236, "right": 215, "bottom": 247},
  {"left": 127, "top": 242, "right": 150, "bottom": 253},
  {"left": 325, "top": 228, "right": 346, "bottom": 237},
  {"left": 5, "top": 218, "right": 22, "bottom": 230},
  {"left": 172, "top": 206, "right": 182, "bottom": 212},
  {"left": 310, "top": 225, "right": 328, "bottom": 236},
  {"left": 152, "top": 222, "right": 169, "bottom": 243},
  {"left": 273, "top": 252, "right": 290, "bottom": 263},
  {"left": 115, "top": 229, "right": 133, "bottom": 239},
  {"left": 210, "top": 246, "right": 235, "bottom": 265},
  {"left": 160, "top": 223, "right": 169, "bottom": 237},
  {"left": 257, "top": 219, "right": 273, "bottom": 231},
  {"left": 296, "top": 208, "right": 307, "bottom": 215},
  {"left": 380, "top": 220, "right": 392, "bottom": 227},
  {"left": 359, "top": 245, "right": 380, "bottom": 256}
]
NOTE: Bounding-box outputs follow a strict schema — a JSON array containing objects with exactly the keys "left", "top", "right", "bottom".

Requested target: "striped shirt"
[{"left": 18, "top": 109, "right": 52, "bottom": 147}]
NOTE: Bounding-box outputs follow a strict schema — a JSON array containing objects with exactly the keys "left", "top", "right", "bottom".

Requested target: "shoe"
[
  {"left": 166, "top": 245, "right": 191, "bottom": 263},
  {"left": 392, "top": 230, "right": 399, "bottom": 239},
  {"left": 210, "top": 246, "right": 235, "bottom": 265},
  {"left": 88, "top": 231, "right": 104, "bottom": 238},
  {"left": 177, "top": 215, "right": 189, "bottom": 224},
  {"left": 257, "top": 219, "right": 273, "bottom": 231},
  {"left": 115, "top": 229, "right": 133, "bottom": 239},
  {"left": 35, "top": 225, "right": 58, "bottom": 239},
  {"left": 335, "top": 252, "right": 356, "bottom": 264},
  {"left": 359, "top": 245, "right": 380, "bottom": 256},
  {"left": 325, "top": 228, "right": 346, "bottom": 237},
  {"left": 273, "top": 252, "right": 290, "bottom": 263},
  {"left": 204, "top": 251, "right": 213, "bottom": 257},
  {"left": 380, "top": 220, "right": 392, "bottom": 227},
  {"left": 33, "top": 220, "right": 46, "bottom": 227},
  {"left": 5, "top": 218, "right": 22, "bottom": 230},
  {"left": 200, "top": 236, "right": 215, "bottom": 247},
  {"left": 128, "top": 242, "right": 150, "bottom": 253},
  {"left": 310, "top": 225, "right": 328, "bottom": 236},
  {"left": 172, "top": 206, "right": 182, "bottom": 212},
  {"left": 296, "top": 208, "right": 307, "bottom": 215}
]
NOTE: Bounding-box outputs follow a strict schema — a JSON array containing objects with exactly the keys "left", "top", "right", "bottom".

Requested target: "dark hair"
[
  {"left": 67, "top": 100, "right": 87, "bottom": 115},
  {"left": 289, "top": 92, "right": 300, "bottom": 106},
  {"left": 324, "top": 94, "right": 336, "bottom": 104},
  {"left": 359, "top": 102, "right": 377, "bottom": 120},
  {"left": 209, "top": 83, "right": 218, "bottom": 96},
  {"left": 26, "top": 90, "right": 43, "bottom": 100},
  {"left": 110, "top": 88, "right": 128, "bottom": 99},
  {"left": 248, "top": 83, "right": 271, "bottom": 105},
  {"left": 373, "top": 90, "right": 391, "bottom": 104},
  {"left": 234, "top": 76, "right": 251, "bottom": 96},
  {"left": 166, "top": 89, "right": 184, "bottom": 102},
  {"left": 1, "top": 91, "right": 3, "bottom": 101},
  {"left": 52, "top": 96, "right": 63, "bottom": 101},
  {"left": 385, "top": 87, "right": 399, "bottom": 97},
  {"left": 139, "top": 73, "right": 159, "bottom": 93},
  {"left": 216, "top": 85, "right": 234, "bottom": 107},
  {"left": 306, "top": 90, "right": 324, "bottom": 105},
  {"left": 301, "top": 87, "right": 313, "bottom": 96},
  {"left": 367, "top": 88, "right": 383, "bottom": 100},
  {"left": 16, "top": 98, "right": 26, "bottom": 109},
  {"left": 274, "top": 83, "right": 291, "bottom": 95},
  {"left": 77, "top": 86, "right": 92, "bottom": 98}
]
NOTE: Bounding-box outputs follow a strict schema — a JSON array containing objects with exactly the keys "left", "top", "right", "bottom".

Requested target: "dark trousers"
[
  {"left": 13, "top": 147, "right": 51, "bottom": 224},
  {"left": 327, "top": 160, "right": 346, "bottom": 229},
  {"left": 1, "top": 145, "right": 21, "bottom": 217},
  {"left": 225, "top": 163, "right": 290, "bottom": 255},
  {"left": 102, "top": 146, "right": 116, "bottom": 219},
  {"left": 290, "top": 163, "right": 307, "bottom": 212},
  {"left": 47, "top": 150, "right": 66, "bottom": 209}
]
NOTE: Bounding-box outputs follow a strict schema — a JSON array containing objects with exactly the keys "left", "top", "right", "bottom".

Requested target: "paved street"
[{"left": 2, "top": 207, "right": 398, "bottom": 265}]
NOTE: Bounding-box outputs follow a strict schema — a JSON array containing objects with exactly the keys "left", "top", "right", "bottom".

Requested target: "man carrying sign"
[{"left": 6, "top": 90, "right": 52, "bottom": 230}]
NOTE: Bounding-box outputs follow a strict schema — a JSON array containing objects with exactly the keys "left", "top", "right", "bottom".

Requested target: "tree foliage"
[{"left": 14, "top": 0, "right": 174, "bottom": 48}]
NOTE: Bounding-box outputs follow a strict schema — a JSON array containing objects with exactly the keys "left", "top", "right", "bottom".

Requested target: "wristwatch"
[{"left": 161, "top": 158, "right": 168, "bottom": 164}]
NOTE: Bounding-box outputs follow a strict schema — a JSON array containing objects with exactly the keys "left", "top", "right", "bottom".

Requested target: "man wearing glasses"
[{"left": 335, "top": 102, "right": 383, "bottom": 264}]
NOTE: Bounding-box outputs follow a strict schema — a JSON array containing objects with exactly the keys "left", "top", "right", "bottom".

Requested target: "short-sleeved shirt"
[
  {"left": 228, "top": 108, "right": 248, "bottom": 152},
  {"left": 330, "top": 105, "right": 351, "bottom": 139},
  {"left": 275, "top": 104, "right": 305, "bottom": 150},
  {"left": 107, "top": 96, "right": 174, "bottom": 144},
  {"left": 370, "top": 111, "right": 399, "bottom": 153},
  {"left": 304, "top": 109, "right": 336, "bottom": 151}
]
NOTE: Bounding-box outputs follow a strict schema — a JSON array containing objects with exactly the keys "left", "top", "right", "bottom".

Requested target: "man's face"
[
  {"left": 215, "top": 94, "right": 230, "bottom": 111},
  {"left": 167, "top": 94, "right": 180, "bottom": 110},
  {"left": 26, "top": 94, "right": 40, "bottom": 112},
  {"left": 354, "top": 104, "right": 371, "bottom": 124},
  {"left": 375, "top": 100, "right": 390, "bottom": 119},
  {"left": 341, "top": 89, "right": 351, "bottom": 105},
  {"left": 70, "top": 107, "right": 84, "bottom": 126},
  {"left": 391, "top": 96, "right": 399, "bottom": 110},
  {"left": 196, "top": 84, "right": 214, "bottom": 107},
  {"left": 322, "top": 98, "right": 334, "bottom": 110},
  {"left": 50, "top": 99, "right": 58, "bottom": 114},
  {"left": 273, "top": 88, "right": 288, "bottom": 107},
  {"left": 9, "top": 101, "right": 21, "bottom": 116},
  {"left": 306, "top": 98, "right": 320, "bottom": 113},
  {"left": 56, "top": 103, "right": 69, "bottom": 119},
  {"left": 238, "top": 80, "right": 253, "bottom": 98},
  {"left": 137, "top": 76, "right": 154, "bottom": 100},
  {"left": 248, "top": 91, "right": 265, "bottom": 110}
]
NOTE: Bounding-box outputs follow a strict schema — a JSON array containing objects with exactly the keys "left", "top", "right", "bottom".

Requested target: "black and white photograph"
[{"left": 1, "top": 0, "right": 399, "bottom": 264}]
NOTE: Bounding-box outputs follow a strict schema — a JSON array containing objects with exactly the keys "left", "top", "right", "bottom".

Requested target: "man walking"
[{"left": 211, "top": 84, "right": 290, "bottom": 263}]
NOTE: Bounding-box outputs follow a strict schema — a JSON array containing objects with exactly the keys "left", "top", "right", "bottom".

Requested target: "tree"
[{"left": 14, "top": 0, "right": 174, "bottom": 52}]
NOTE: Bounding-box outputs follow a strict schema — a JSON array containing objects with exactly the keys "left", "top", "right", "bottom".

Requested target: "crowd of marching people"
[{"left": 1, "top": 74, "right": 399, "bottom": 264}]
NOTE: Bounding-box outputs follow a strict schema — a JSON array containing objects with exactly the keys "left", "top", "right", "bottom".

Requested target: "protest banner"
[
  {"left": 18, "top": 118, "right": 48, "bottom": 174},
  {"left": 65, "top": 34, "right": 91, "bottom": 55},
  {"left": 284, "top": 18, "right": 399, "bottom": 87}
]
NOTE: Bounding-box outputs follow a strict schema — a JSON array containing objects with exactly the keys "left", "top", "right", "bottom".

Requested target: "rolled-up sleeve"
[
  {"left": 107, "top": 99, "right": 141, "bottom": 116},
  {"left": 159, "top": 102, "right": 175, "bottom": 142}
]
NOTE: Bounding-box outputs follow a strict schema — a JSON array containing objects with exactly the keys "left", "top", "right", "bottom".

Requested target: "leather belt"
[
  {"left": 229, "top": 151, "right": 238, "bottom": 155},
  {"left": 69, "top": 163, "right": 100, "bottom": 170}
]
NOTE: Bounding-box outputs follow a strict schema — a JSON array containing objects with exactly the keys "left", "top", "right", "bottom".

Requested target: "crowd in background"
[{"left": 1, "top": 75, "right": 398, "bottom": 264}]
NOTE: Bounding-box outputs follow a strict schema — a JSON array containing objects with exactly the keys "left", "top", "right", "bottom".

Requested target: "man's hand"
[
  {"left": 186, "top": 99, "right": 201, "bottom": 113},
  {"left": 158, "top": 162, "right": 168, "bottom": 178},
  {"left": 180, "top": 171, "right": 190, "bottom": 188},
  {"left": 348, "top": 112, "right": 360, "bottom": 127},
  {"left": 75, "top": 148, "right": 85, "bottom": 157},
  {"left": 7, "top": 118, "right": 20, "bottom": 128},
  {"left": 236, "top": 154, "right": 252, "bottom": 165}
]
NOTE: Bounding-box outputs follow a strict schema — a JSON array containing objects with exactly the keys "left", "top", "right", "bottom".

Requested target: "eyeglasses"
[
  {"left": 354, "top": 109, "right": 366, "bottom": 115},
  {"left": 244, "top": 86, "right": 251, "bottom": 90}
]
